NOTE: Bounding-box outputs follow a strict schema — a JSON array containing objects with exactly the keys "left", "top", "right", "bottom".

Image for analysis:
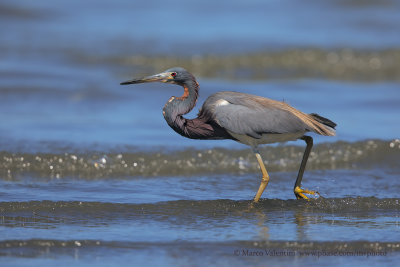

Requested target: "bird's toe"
[{"left": 294, "top": 186, "right": 320, "bottom": 200}]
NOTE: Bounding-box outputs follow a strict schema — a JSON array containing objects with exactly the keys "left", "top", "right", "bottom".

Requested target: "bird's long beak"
[{"left": 120, "top": 72, "right": 172, "bottom": 85}]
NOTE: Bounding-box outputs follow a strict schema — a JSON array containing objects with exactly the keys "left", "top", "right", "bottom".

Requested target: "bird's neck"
[{"left": 162, "top": 79, "right": 199, "bottom": 137}]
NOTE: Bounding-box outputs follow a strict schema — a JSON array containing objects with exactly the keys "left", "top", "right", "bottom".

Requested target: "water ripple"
[{"left": 0, "top": 139, "right": 398, "bottom": 180}]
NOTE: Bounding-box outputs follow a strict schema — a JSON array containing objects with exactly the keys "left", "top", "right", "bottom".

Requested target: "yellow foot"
[{"left": 294, "top": 186, "right": 320, "bottom": 200}]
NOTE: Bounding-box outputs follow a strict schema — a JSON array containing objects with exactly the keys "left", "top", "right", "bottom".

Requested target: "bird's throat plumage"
[
  {"left": 162, "top": 80, "right": 199, "bottom": 136},
  {"left": 162, "top": 79, "right": 232, "bottom": 140}
]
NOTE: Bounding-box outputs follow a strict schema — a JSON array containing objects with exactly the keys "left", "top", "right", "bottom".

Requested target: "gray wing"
[{"left": 201, "top": 91, "right": 312, "bottom": 138}]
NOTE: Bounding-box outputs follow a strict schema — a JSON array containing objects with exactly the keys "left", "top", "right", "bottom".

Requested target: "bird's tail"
[{"left": 309, "top": 113, "right": 337, "bottom": 136}]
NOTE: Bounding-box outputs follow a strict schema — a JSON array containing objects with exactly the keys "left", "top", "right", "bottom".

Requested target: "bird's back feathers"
[{"left": 199, "top": 91, "right": 336, "bottom": 138}]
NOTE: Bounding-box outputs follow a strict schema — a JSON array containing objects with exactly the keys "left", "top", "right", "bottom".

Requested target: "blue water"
[
  {"left": 1, "top": 0, "right": 400, "bottom": 266},
  {"left": 1, "top": 78, "right": 399, "bottom": 149},
  {"left": 3, "top": 0, "right": 400, "bottom": 54}
]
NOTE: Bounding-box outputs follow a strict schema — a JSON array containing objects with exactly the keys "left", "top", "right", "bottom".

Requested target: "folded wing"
[{"left": 199, "top": 91, "right": 334, "bottom": 138}]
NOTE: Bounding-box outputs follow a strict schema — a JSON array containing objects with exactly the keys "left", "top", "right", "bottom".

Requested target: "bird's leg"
[
  {"left": 253, "top": 148, "right": 270, "bottom": 203},
  {"left": 294, "top": 136, "right": 320, "bottom": 199}
]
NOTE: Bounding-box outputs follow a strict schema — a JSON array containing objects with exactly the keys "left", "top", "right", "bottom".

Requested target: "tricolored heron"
[{"left": 121, "top": 67, "right": 336, "bottom": 202}]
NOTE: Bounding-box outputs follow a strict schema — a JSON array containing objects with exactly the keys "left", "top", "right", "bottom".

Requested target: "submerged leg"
[
  {"left": 253, "top": 148, "right": 270, "bottom": 203},
  {"left": 294, "top": 136, "right": 320, "bottom": 199}
]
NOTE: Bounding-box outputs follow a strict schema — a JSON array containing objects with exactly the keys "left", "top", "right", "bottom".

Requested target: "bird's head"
[{"left": 120, "top": 67, "right": 193, "bottom": 86}]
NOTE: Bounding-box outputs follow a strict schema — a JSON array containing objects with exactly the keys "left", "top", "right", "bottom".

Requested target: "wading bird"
[{"left": 121, "top": 67, "right": 336, "bottom": 202}]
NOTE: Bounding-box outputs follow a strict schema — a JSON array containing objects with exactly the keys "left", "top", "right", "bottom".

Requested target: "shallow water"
[
  {"left": 1, "top": 141, "right": 399, "bottom": 266},
  {"left": 1, "top": 0, "right": 400, "bottom": 266}
]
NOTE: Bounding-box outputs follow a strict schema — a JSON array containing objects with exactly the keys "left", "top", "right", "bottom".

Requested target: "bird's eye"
[{"left": 171, "top": 72, "right": 177, "bottom": 77}]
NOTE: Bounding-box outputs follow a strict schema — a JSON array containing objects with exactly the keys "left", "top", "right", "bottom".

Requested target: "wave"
[
  {"left": 0, "top": 139, "right": 399, "bottom": 179},
  {"left": 1, "top": 197, "right": 399, "bottom": 215},
  {"left": 0, "top": 239, "right": 399, "bottom": 256},
  {"left": 115, "top": 49, "right": 400, "bottom": 81},
  {"left": 1, "top": 198, "right": 399, "bottom": 258}
]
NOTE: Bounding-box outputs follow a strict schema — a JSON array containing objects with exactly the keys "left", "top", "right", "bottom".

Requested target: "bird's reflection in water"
[
  {"left": 294, "top": 210, "right": 309, "bottom": 241},
  {"left": 237, "top": 200, "right": 321, "bottom": 242},
  {"left": 255, "top": 211, "right": 270, "bottom": 240}
]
